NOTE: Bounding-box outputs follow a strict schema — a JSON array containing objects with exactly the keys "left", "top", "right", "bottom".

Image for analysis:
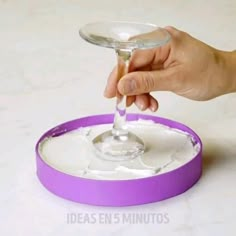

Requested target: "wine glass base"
[{"left": 92, "top": 130, "right": 145, "bottom": 161}]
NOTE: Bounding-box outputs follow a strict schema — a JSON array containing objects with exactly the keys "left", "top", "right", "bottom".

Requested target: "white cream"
[{"left": 39, "top": 120, "right": 200, "bottom": 180}]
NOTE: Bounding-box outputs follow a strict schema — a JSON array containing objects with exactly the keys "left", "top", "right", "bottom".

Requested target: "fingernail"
[
  {"left": 136, "top": 101, "right": 144, "bottom": 111},
  {"left": 123, "top": 79, "right": 136, "bottom": 94},
  {"left": 149, "top": 106, "right": 157, "bottom": 112},
  {"left": 150, "top": 107, "right": 155, "bottom": 112}
]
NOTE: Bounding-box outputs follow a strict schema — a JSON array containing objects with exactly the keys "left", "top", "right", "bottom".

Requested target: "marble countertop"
[{"left": 1, "top": 0, "right": 236, "bottom": 235}]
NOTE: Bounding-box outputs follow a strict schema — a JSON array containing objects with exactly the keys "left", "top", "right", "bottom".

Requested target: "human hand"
[{"left": 104, "top": 26, "right": 235, "bottom": 111}]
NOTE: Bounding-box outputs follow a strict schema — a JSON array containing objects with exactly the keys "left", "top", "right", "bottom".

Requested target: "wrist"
[{"left": 219, "top": 50, "right": 236, "bottom": 94}]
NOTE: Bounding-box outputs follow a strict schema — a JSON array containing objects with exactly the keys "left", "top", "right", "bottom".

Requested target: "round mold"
[{"left": 35, "top": 113, "right": 202, "bottom": 207}]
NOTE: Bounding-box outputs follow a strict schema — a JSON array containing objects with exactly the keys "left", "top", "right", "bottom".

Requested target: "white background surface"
[{"left": 0, "top": 0, "right": 236, "bottom": 235}]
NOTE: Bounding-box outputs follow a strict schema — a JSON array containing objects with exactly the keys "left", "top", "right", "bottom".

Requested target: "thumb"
[{"left": 117, "top": 69, "right": 175, "bottom": 95}]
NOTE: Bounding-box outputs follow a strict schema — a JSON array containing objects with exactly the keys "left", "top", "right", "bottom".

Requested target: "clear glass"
[{"left": 79, "top": 21, "right": 170, "bottom": 161}]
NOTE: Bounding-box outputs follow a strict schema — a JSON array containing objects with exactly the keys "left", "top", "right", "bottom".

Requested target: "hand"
[{"left": 104, "top": 26, "right": 235, "bottom": 111}]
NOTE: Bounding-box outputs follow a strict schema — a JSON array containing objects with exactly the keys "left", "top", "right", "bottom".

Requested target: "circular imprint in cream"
[{"left": 39, "top": 119, "right": 200, "bottom": 180}]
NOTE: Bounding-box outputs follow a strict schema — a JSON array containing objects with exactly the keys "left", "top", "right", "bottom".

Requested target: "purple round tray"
[{"left": 35, "top": 113, "right": 202, "bottom": 207}]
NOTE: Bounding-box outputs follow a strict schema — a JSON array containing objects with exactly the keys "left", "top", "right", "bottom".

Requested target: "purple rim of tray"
[{"left": 35, "top": 113, "right": 202, "bottom": 207}]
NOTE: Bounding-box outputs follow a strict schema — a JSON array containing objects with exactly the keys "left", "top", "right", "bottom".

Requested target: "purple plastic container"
[{"left": 35, "top": 113, "right": 202, "bottom": 206}]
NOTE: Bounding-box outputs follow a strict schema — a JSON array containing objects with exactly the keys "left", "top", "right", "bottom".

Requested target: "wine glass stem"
[{"left": 112, "top": 49, "right": 132, "bottom": 137}]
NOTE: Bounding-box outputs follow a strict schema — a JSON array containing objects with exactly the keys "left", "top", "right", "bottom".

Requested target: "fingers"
[
  {"left": 125, "top": 93, "right": 159, "bottom": 112},
  {"left": 117, "top": 68, "right": 176, "bottom": 95},
  {"left": 103, "top": 65, "right": 160, "bottom": 110},
  {"left": 104, "top": 50, "right": 158, "bottom": 98},
  {"left": 126, "top": 95, "right": 135, "bottom": 107},
  {"left": 129, "top": 48, "right": 156, "bottom": 71},
  {"left": 148, "top": 95, "right": 159, "bottom": 112},
  {"left": 104, "top": 69, "right": 159, "bottom": 112},
  {"left": 134, "top": 94, "right": 150, "bottom": 111},
  {"left": 164, "top": 26, "right": 179, "bottom": 35},
  {"left": 129, "top": 47, "right": 170, "bottom": 71},
  {"left": 104, "top": 66, "right": 118, "bottom": 98},
  {"left": 164, "top": 26, "right": 185, "bottom": 41},
  {"left": 135, "top": 94, "right": 158, "bottom": 112},
  {"left": 104, "top": 40, "right": 172, "bottom": 98},
  {"left": 106, "top": 91, "right": 158, "bottom": 112}
]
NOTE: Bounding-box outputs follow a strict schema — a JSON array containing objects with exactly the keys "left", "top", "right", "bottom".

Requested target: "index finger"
[{"left": 104, "top": 66, "right": 117, "bottom": 98}]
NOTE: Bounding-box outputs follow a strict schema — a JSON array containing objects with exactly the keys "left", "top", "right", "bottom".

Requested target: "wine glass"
[{"left": 79, "top": 21, "right": 170, "bottom": 161}]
